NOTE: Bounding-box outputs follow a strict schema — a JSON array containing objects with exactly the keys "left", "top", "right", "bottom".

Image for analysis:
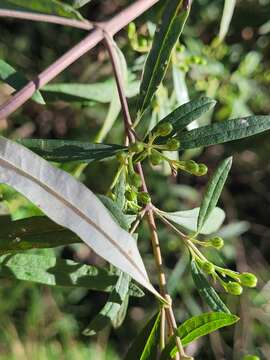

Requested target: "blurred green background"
[{"left": 0, "top": 0, "right": 270, "bottom": 359}]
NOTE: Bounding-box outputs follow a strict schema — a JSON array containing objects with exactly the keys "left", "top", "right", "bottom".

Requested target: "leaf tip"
[{"left": 183, "top": 0, "right": 192, "bottom": 11}]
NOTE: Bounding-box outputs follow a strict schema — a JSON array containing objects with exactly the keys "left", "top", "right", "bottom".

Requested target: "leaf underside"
[{"left": 0, "top": 136, "right": 157, "bottom": 297}]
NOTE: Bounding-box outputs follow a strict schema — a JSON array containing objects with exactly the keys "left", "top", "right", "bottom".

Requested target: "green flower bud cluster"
[
  {"left": 154, "top": 123, "right": 181, "bottom": 150},
  {"left": 183, "top": 160, "right": 208, "bottom": 176},
  {"left": 220, "top": 271, "right": 257, "bottom": 295},
  {"left": 197, "top": 256, "right": 257, "bottom": 296}
]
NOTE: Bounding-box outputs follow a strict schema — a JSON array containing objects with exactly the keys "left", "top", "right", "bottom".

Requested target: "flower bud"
[
  {"left": 239, "top": 273, "right": 257, "bottom": 288},
  {"left": 243, "top": 355, "right": 260, "bottom": 360},
  {"left": 129, "top": 173, "right": 142, "bottom": 188},
  {"left": 166, "top": 138, "right": 180, "bottom": 151},
  {"left": 138, "top": 192, "right": 151, "bottom": 205},
  {"left": 157, "top": 122, "right": 173, "bottom": 137},
  {"left": 210, "top": 236, "right": 224, "bottom": 250},
  {"left": 201, "top": 261, "right": 215, "bottom": 275},
  {"left": 129, "top": 142, "right": 144, "bottom": 153},
  {"left": 197, "top": 163, "right": 208, "bottom": 176},
  {"left": 125, "top": 190, "right": 137, "bottom": 202},
  {"left": 185, "top": 160, "right": 199, "bottom": 174},
  {"left": 226, "top": 281, "right": 243, "bottom": 296},
  {"left": 149, "top": 153, "right": 163, "bottom": 166}
]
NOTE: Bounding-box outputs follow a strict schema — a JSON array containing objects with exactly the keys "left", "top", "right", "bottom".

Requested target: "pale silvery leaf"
[
  {"left": 158, "top": 207, "right": 225, "bottom": 235},
  {"left": 0, "top": 137, "right": 159, "bottom": 298}
]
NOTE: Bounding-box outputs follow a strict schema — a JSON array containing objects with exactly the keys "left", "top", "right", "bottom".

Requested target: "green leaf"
[
  {"left": 157, "top": 206, "right": 225, "bottom": 235},
  {"left": 190, "top": 260, "right": 230, "bottom": 313},
  {"left": 0, "top": 240, "right": 142, "bottom": 297},
  {"left": 83, "top": 271, "right": 130, "bottom": 336},
  {"left": 218, "top": 0, "right": 236, "bottom": 42},
  {"left": 98, "top": 195, "right": 133, "bottom": 232},
  {"left": 197, "top": 157, "right": 232, "bottom": 233},
  {"left": 42, "top": 80, "right": 139, "bottom": 104},
  {"left": 0, "top": 136, "right": 158, "bottom": 297},
  {"left": 18, "top": 139, "right": 126, "bottom": 163},
  {"left": 0, "top": 215, "right": 81, "bottom": 253},
  {"left": 72, "top": 0, "right": 91, "bottom": 9},
  {"left": 0, "top": 252, "right": 121, "bottom": 291},
  {"left": 2, "top": 0, "right": 83, "bottom": 19},
  {"left": 151, "top": 97, "right": 216, "bottom": 140},
  {"left": 0, "top": 59, "right": 45, "bottom": 104},
  {"left": 124, "top": 312, "right": 161, "bottom": 360},
  {"left": 179, "top": 116, "right": 270, "bottom": 149},
  {"left": 160, "top": 312, "right": 239, "bottom": 359},
  {"left": 114, "top": 170, "right": 126, "bottom": 211},
  {"left": 137, "top": 0, "right": 191, "bottom": 118},
  {"left": 172, "top": 64, "right": 189, "bottom": 106},
  {"left": 168, "top": 255, "right": 188, "bottom": 296}
]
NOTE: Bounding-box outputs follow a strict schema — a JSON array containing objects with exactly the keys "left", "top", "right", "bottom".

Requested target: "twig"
[
  {"left": 102, "top": 31, "right": 135, "bottom": 142},
  {"left": 160, "top": 307, "right": 166, "bottom": 351},
  {"left": 0, "top": 9, "right": 93, "bottom": 30},
  {"left": 130, "top": 208, "right": 147, "bottom": 235},
  {"left": 102, "top": 28, "right": 190, "bottom": 360},
  {"left": 0, "top": 0, "right": 159, "bottom": 122}
]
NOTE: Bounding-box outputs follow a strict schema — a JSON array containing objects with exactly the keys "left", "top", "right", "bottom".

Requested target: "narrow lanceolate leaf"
[
  {"left": 42, "top": 80, "right": 139, "bottom": 104},
  {"left": 137, "top": 0, "right": 191, "bottom": 118},
  {"left": 150, "top": 97, "right": 216, "bottom": 140},
  {"left": 0, "top": 215, "right": 81, "bottom": 253},
  {"left": 0, "top": 59, "right": 45, "bottom": 104},
  {"left": 0, "top": 137, "right": 158, "bottom": 298},
  {"left": 83, "top": 272, "right": 130, "bottom": 336},
  {"left": 124, "top": 312, "right": 161, "bottom": 360},
  {"left": 160, "top": 312, "right": 239, "bottom": 359},
  {"left": 18, "top": 139, "right": 126, "bottom": 163},
  {"left": 157, "top": 207, "right": 225, "bottom": 235},
  {"left": 179, "top": 116, "right": 270, "bottom": 149},
  {"left": 2, "top": 0, "right": 82, "bottom": 19},
  {"left": 190, "top": 260, "right": 230, "bottom": 313},
  {"left": 197, "top": 157, "right": 232, "bottom": 233}
]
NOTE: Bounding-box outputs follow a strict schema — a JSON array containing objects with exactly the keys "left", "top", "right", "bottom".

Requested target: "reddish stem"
[{"left": 0, "top": 0, "right": 159, "bottom": 122}]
